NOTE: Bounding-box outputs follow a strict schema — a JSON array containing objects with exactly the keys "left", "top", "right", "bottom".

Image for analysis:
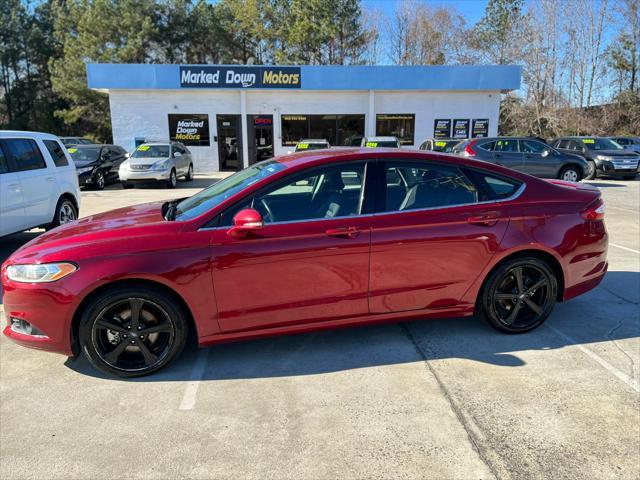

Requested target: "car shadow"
[
  {"left": 586, "top": 181, "right": 628, "bottom": 188},
  {"left": 65, "top": 270, "right": 640, "bottom": 382}
]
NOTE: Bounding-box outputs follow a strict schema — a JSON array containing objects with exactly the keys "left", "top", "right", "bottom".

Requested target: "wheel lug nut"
[
  {"left": 123, "top": 334, "right": 128, "bottom": 338},
  {"left": 130, "top": 340, "right": 135, "bottom": 344}
]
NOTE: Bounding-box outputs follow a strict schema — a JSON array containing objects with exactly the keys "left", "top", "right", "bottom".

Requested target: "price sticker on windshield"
[
  {"left": 67, "top": 148, "right": 77, "bottom": 153},
  {"left": 365, "top": 142, "right": 378, "bottom": 147},
  {"left": 435, "top": 141, "right": 447, "bottom": 147},
  {"left": 583, "top": 139, "right": 595, "bottom": 144},
  {"left": 297, "top": 143, "right": 309, "bottom": 149},
  {"left": 138, "top": 145, "right": 150, "bottom": 151}
]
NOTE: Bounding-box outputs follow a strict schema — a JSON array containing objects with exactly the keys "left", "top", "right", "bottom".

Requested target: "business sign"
[
  {"left": 434, "top": 119, "right": 451, "bottom": 138},
  {"left": 168, "top": 114, "right": 210, "bottom": 146},
  {"left": 471, "top": 119, "right": 489, "bottom": 138},
  {"left": 452, "top": 119, "right": 470, "bottom": 139},
  {"left": 180, "top": 66, "right": 301, "bottom": 89}
]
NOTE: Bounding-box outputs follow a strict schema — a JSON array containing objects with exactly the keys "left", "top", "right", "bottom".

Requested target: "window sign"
[
  {"left": 452, "top": 119, "right": 470, "bottom": 139},
  {"left": 376, "top": 114, "right": 415, "bottom": 145},
  {"left": 471, "top": 119, "right": 489, "bottom": 138},
  {"left": 434, "top": 119, "right": 451, "bottom": 138},
  {"left": 168, "top": 114, "right": 210, "bottom": 146}
]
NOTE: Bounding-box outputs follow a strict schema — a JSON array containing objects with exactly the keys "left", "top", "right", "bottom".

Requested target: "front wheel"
[
  {"left": 584, "top": 160, "right": 597, "bottom": 180},
  {"left": 93, "top": 170, "right": 106, "bottom": 190},
  {"left": 478, "top": 257, "right": 557, "bottom": 333},
  {"left": 78, "top": 285, "right": 189, "bottom": 377},
  {"left": 559, "top": 165, "right": 582, "bottom": 182},
  {"left": 48, "top": 197, "right": 78, "bottom": 229},
  {"left": 185, "top": 163, "right": 194, "bottom": 181},
  {"left": 166, "top": 169, "right": 177, "bottom": 189}
]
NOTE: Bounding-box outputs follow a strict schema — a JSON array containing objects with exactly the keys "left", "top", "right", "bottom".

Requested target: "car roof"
[
  {"left": 364, "top": 136, "right": 398, "bottom": 141},
  {"left": 298, "top": 139, "right": 329, "bottom": 143},
  {"left": 0, "top": 130, "right": 64, "bottom": 141},
  {"left": 422, "top": 138, "right": 461, "bottom": 142}
]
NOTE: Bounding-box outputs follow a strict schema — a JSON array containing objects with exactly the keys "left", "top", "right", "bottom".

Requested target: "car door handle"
[
  {"left": 467, "top": 212, "right": 500, "bottom": 227},
  {"left": 325, "top": 227, "right": 360, "bottom": 238},
  {"left": 7, "top": 183, "right": 20, "bottom": 190},
  {"left": 46, "top": 176, "right": 54, "bottom": 182}
]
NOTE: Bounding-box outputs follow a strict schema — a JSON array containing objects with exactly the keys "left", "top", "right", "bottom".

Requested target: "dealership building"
[{"left": 86, "top": 64, "right": 521, "bottom": 172}]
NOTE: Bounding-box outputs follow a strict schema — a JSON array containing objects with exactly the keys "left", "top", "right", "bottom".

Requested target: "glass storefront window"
[
  {"left": 281, "top": 114, "right": 365, "bottom": 147},
  {"left": 376, "top": 114, "right": 415, "bottom": 145}
]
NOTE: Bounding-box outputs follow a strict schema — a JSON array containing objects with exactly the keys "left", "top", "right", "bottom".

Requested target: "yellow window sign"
[
  {"left": 138, "top": 145, "right": 150, "bottom": 151},
  {"left": 365, "top": 142, "right": 378, "bottom": 147},
  {"left": 67, "top": 148, "right": 77, "bottom": 153},
  {"left": 297, "top": 143, "right": 309, "bottom": 149},
  {"left": 582, "top": 139, "right": 595, "bottom": 144},
  {"left": 435, "top": 141, "right": 447, "bottom": 147}
]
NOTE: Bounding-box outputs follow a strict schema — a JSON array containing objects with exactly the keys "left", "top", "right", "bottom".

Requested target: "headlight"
[
  {"left": 152, "top": 159, "right": 172, "bottom": 171},
  {"left": 77, "top": 166, "right": 93, "bottom": 174},
  {"left": 6, "top": 263, "right": 77, "bottom": 283},
  {"left": 596, "top": 155, "right": 613, "bottom": 161}
]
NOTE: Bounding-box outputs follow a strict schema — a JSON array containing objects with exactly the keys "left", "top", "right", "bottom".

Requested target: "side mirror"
[
  {"left": 228, "top": 208, "right": 264, "bottom": 238},
  {"left": 125, "top": 152, "right": 131, "bottom": 158},
  {"left": 541, "top": 149, "right": 550, "bottom": 158},
  {"left": 173, "top": 151, "right": 182, "bottom": 158}
]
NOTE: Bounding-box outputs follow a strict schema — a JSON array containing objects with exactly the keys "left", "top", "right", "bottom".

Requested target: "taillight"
[
  {"left": 581, "top": 198, "right": 605, "bottom": 221},
  {"left": 464, "top": 140, "right": 477, "bottom": 157}
]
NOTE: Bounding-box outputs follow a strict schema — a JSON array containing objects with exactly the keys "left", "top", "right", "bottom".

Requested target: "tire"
[
  {"left": 121, "top": 182, "right": 134, "bottom": 189},
  {"left": 92, "top": 170, "right": 105, "bottom": 190},
  {"left": 559, "top": 165, "right": 582, "bottom": 182},
  {"left": 584, "top": 160, "right": 597, "bottom": 180},
  {"left": 477, "top": 257, "right": 557, "bottom": 334},
  {"left": 185, "top": 163, "right": 194, "bottom": 181},
  {"left": 78, "top": 285, "right": 189, "bottom": 377},
  {"left": 49, "top": 197, "right": 78, "bottom": 229},
  {"left": 166, "top": 169, "right": 177, "bottom": 189}
]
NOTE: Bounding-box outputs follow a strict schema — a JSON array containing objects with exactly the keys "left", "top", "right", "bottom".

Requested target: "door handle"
[
  {"left": 8, "top": 183, "right": 20, "bottom": 190},
  {"left": 46, "top": 176, "right": 54, "bottom": 182},
  {"left": 467, "top": 212, "right": 500, "bottom": 227},
  {"left": 325, "top": 227, "right": 360, "bottom": 239}
]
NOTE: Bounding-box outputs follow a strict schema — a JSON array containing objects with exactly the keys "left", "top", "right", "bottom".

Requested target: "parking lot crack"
[
  {"left": 601, "top": 286, "right": 640, "bottom": 305},
  {"left": 399, "top": 323, "right": 506, "bottom": 480},
  {"left": 606, "top": 319, "right": 638, "bottom": 383}
]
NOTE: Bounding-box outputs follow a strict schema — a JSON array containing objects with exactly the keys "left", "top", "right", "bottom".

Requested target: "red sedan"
[{"left": 1, "top": 149, "right": 608, "bottom": 377}]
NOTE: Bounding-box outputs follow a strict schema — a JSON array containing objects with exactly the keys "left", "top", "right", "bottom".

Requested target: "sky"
[{"left": 362, "top": 0, "right": 490, "bottom": 25}]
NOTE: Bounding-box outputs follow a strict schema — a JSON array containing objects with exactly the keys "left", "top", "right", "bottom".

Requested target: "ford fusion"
[{"left": 2, "top": 149, "right": 608, "bottom": 377}]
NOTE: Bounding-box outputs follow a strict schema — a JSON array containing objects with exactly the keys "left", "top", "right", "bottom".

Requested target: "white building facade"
[{"left": 87, "top": 64, "right": 521, "bottom": 173}]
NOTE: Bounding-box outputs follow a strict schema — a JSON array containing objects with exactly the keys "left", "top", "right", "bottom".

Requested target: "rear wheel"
[
  {"left": 185, "top": 163, "right": 194, "bottom": 181},
  {"left": 559, "top": 165, "right": 581, "bottom": 182},
  {"left": 478, "top": 257, "right": 557, "bottom": 333},
  {"left": 584, "top": 160, "right": 597, "bottom": 180},
  {"left": 78, "top": 285, "right": 188, "bottom": 377}
]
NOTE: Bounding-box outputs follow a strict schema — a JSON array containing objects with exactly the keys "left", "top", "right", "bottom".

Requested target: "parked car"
[
  {"left": 59, "top": 137, "right": 94, "bottom": 147},
  {"left": 361, "top": 136, "right": 401, "bottom": 148},
  {"left": 0, "top": 131, "right": 80, "bottom": 237},
  {"left": 294, "top": 139, "right": 330, "bottom": 152},
  {"left": 68, "top": 144, "right": 127, "bottom": 190},
  {"left": 552, "top": 136, "right": 640, "bottom": 180},
  {"left": 419, "top": 138, "right": 462, "bottom": 153},
  {"left": 607, "top": 136, "right": 640, "bottom": 154},
  {"left": 119, "top": 142, "right": 194, "bottom": 189},
  {"left": 453, "top": 137, "right": 589, "bottom": 182},
  {"left": 2, "top": 148, "right": 607, "bottom": 377}
]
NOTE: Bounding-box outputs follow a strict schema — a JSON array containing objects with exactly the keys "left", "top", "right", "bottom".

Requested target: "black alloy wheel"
[
  {"left": 93, "top": 170, "right": 106, "bottom": 190},
  {"left": 79, "top": 286, "right": 188, "bottom": 377},
  {"left": 479, "top": 257, "right": 557, "bottom": 333}
]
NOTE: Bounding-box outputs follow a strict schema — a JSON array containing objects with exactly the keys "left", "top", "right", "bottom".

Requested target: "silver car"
[{"left": 119, "top": 142, "right": 194, "bottom": 189}]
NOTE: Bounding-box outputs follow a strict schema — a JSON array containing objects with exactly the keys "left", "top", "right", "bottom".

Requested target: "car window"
[
  {"left": 385, "top": 163, "right": 478, "bottom": 212},
  {"left": 132, "top": 145, "right": 170, "bottom": 158},
  {"left": 615, "top": 138, "right": 629, "bottom": 145},
  {"left": 463, "top": 169, "right": 523, "bottom": 200},
  {"left": 494, "top": 140, "right": 519, "bottom": 152},
  {"left": 568, "top": 141, "right": 582, "bottom": 151},
  {"left": 43, "top": 140, "right": 69, "bottom": 167},
  {"left": 0, "top": 144, "right": 9, "bottom": 174},
  {"left": 4, "top": 139, "right": 46, "bottom": 171},
  {"left": 68, "top": 146, "right": 101, "bottom": 163},
  {"left": 419, "top": 141, "right": 430, "bottom": 150},
  {"left": 580, "top": 138, "right": 622, "bottom": 150},
  {"left": 477, "top": 141, "right": 495, "bottom": 152},
  {"left": 521, "top": 140, "right": 547, "bottom": 154},
  {"left": 252, "top": 164, "right": 365, "bottom": 224}
]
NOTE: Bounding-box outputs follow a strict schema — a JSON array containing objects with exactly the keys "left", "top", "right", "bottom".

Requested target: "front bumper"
[
  {"left": 77, "top": 171, "right": 94, "bottom": 186},
  {"left": 595, "top": 160, "right": 639, "bottom": 177},
  {"left": 119, "top": 169, "right": 171, "bottom": 182}
]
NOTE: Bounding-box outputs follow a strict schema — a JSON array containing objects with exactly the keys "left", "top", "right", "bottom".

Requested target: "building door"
[
  {"left": 216, "top": 115, "right": 242, "bottom": 171},
  {"left": 247, "top": 115, "right": 274, "bottom": 165}
]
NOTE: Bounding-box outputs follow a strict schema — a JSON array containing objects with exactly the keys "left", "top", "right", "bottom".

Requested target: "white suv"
[{"left": 0, "top": 131, "right": 81, "bottom": 237}]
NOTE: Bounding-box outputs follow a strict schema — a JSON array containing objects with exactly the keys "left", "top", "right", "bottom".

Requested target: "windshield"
[
  {"left": 581, "top": 138, "right": 623, "bottom": 151},
  {"left": 174, "top": 160, "right": 287, "bottom": 220},
  {"left": 132, "top": 145, "right": 170, "bottom": 158},
  {"left": 68, "top": 147, "right": 101, "bottom": 163}
]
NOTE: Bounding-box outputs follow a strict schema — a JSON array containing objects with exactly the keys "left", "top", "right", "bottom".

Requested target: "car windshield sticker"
[
  {"left": 138, "top": 145, "right": 150, "bottom": 151},
  {"left": 583, "top": 139, "right": 595, "bottom": 144},
  {"left": 297, "top": 143, "right": 309, "bottom": 149},
  {"left": 365, "top": 142, "right": 378, "bottom": 147},
  {"left": 67, "top": 148, "right": 77, "bottom": 153},
  {"left": 435, "top": 141, "right": 447, "bottom": 147}
]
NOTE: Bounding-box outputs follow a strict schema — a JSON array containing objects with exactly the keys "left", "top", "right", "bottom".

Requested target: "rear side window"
[
  {"left": 521, "top": 140, "right": 547, "bottom": 153},
  {"left": 477, "top": 141, "right": 495, "bottom": 152},
  {"left": 494, "top": 139, "right": 519, "bottom": 152},
  {"left": 0, "top": 145, "right": 8, "bottom": 174},
  {"left": 4, "top": 139, "right": 46, "bottom": 171},
  {"left": 43, "top": 140, "right": 69, "bottom": 167},
  {"left": 463, "top": 169, "right": 522, "bottom": 200}
]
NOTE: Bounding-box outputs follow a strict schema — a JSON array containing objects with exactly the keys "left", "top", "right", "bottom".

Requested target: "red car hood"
[{"left": 7, "top": 201, "right": 178, "bottom": 263}]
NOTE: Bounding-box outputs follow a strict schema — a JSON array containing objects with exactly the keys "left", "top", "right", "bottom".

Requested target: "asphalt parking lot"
[{"left": 1, "top": 176, "right": 638, "bottom": 480}]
